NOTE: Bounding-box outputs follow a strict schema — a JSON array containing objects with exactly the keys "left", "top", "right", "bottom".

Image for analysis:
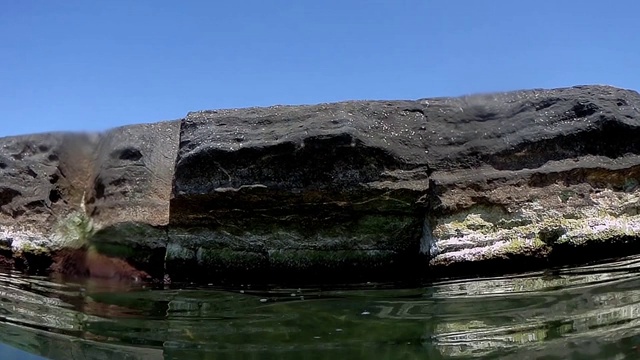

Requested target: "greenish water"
[{"left": 4, "top": 257, "right": 640, "bottom": 359}]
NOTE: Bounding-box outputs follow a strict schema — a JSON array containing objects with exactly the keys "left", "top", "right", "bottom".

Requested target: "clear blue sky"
[{"left": 1, "top": 1, "right": 639, "bottom": 137}]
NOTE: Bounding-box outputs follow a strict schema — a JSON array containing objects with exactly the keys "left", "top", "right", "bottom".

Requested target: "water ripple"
[{"left": 3, "top": 257, "right": 640, "bottom": 359}]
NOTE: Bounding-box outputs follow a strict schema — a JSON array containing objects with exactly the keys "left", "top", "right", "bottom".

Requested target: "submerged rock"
[{"left": 1, "top": 85, "right": 640, "bottom": 284}]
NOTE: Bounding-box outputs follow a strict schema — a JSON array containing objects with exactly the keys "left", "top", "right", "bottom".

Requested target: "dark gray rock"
[
  {"left": 169, "top": 102, "right": 433, "bottom": 283},
  {"left": 423, "top": 86, "right": 640, "bottom": 275},
  {"left": 3, "top": 85, "right": 640, "bottom": 284},
  {"left": 169, "top": 85, "right": 640, "bottom": 282}
]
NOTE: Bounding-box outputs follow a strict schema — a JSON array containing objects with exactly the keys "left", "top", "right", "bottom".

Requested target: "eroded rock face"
[
  {"left": 425, "top": 86, "right": 640, "bottom": 275},
  {"left": 168, "top": 85, "right": 640, "bottom": 282},
  {"left": 1, "top": 85, "right": 640, "bottom": 284},
  {"left": 0, "top": 122, "right": 180, "bottom": 279},
  {"left": 85, "top": 121, "right": 180, "bottom": 279},
  {"left": 87, "top": 121, "right": 180, "bottom": 228},
  {"left": 0, "top": 133, "right": 97, "bottom": 272},
  {"left": 168, "top": 102, "right": 432, "bottom": 282}
]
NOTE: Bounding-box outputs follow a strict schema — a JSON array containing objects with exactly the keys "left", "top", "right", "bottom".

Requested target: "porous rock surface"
[
  {"left": 1, "top": 85, "right": 639, "bottom": 284},
  {"left": 0, "top": 133, "right": 96, "bottom": 270}
]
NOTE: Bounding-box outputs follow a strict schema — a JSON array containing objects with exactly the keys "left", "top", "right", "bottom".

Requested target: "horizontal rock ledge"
[{"left": 1, "top": 84, "right": 640, "bottom": 285}]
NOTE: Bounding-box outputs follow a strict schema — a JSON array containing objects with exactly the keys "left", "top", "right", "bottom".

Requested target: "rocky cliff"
[{"left": 1, "top": 85, "right": 639, "bottom": 285}]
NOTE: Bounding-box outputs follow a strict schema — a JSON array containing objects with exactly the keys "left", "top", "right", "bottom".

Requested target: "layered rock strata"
[{"left": 1, "top": 85, "right": 639, "bottom": 284}]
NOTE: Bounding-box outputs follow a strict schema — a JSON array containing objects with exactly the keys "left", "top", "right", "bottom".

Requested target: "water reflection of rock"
[
  {"left": 3, "top": 258, "right": 640, "bottom": 359},
  {"left": 0, "top": 272, "right": 163, "bottom": 359},
  {"left": 374, "top": 257, "right": 640, "bottom": 358},
  {"left": 0, "top": 321, "right": 162, "bottom": 360}
]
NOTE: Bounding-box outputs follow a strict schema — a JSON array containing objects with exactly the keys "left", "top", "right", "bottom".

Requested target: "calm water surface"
[{"left": 3, "top": 257, "right": 640, "bottom": 359}]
